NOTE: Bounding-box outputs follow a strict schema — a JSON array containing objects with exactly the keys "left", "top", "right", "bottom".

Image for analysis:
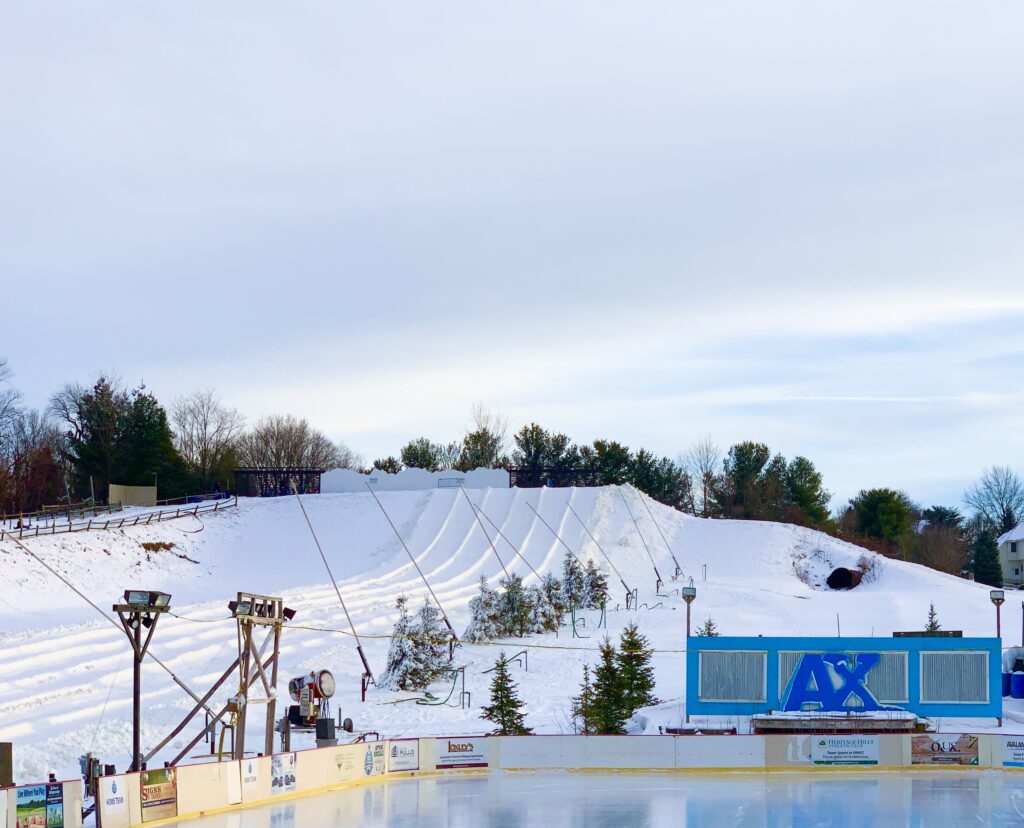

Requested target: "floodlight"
[
  {"left": 124, "top": 590, "right": 151, "bottom": 606},
  {"left": 228, "top": 599, "right": 253, "bottom": 616},
  {"left": 151, "top": 592, "right": 171, "bottom": 608},
  {"left": 283, "top": 607, "right": 297, "bottom": 621}
]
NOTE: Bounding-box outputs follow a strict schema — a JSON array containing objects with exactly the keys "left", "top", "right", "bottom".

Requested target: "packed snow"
[{"left": 0, "top": 486, "right": 1017, "bottom": 784}]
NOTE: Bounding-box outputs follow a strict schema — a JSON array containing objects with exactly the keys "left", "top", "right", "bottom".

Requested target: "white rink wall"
[{"left": 94, "top": 732, "right": 1024, "bottom": 828}]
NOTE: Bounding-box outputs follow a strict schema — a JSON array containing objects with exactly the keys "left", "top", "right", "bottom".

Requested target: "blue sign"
[{"left": 782, "top": 653, "right": 900, "bottom": 712}]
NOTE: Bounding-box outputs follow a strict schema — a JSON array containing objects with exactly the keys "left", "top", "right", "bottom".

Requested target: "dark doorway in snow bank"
[{"left": 826, "top": 567, "right": 863, "bottom": 590}]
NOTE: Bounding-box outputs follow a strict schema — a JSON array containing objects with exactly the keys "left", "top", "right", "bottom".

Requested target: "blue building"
[{"left": 686, "top": 636, "right": 1001, "bottom": 720}]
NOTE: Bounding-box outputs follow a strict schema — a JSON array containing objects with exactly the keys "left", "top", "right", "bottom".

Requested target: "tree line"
[
  {"left": 3, "top": 356, "right": 1020, "bottom": 586},
  {"left": 0, "top": 359, "right": 357, "bottom": 513}
]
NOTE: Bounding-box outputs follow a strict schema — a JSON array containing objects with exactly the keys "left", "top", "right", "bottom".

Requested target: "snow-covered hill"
[{"left": 0, "top": 486, "right": 1008, "bottom": 782}]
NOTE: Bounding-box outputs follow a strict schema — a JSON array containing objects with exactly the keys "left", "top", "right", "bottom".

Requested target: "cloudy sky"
[{"left": 2, "top": 2, "right": 1022, "bottom": 508}]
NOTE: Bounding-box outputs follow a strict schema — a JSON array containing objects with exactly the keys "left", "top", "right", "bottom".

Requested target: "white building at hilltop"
[{"left": 998, "top": 522, "right": 1024, "bottom": 586}]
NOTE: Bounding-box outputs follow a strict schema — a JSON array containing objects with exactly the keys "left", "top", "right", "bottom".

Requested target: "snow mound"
[{"left": 0, "top": 486, "right": 999, "bottom": 782}]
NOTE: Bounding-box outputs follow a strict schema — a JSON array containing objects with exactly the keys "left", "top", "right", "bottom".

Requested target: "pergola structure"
[{"left": 234, "top": 467, "right": 324, "bottom": 497}]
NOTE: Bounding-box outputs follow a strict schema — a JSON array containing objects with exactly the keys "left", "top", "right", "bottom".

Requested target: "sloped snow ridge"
[{"left": 0, "top": 486, "right": 999, "bottom": 782}]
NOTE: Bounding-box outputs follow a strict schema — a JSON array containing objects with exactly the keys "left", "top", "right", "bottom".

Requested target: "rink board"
[{"left": 94, "top": 732, "right": 1024, "bottom": 827}]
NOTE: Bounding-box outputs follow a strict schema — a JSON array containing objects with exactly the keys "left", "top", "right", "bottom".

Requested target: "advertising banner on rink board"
[
  {"left": 15, "top": 783, "right": 64, "bottom": 828},
  {"left": 140, "top": 768, "right": 178, "bottom": 822},
  {"left": 435, "top": 738, "right": 489, "bottom": 770},
  {"left": 242, "top": 760, "right": 259, "bottom": 791},
  {"left": 99, "top": 777, "right": 127, "bottom": 816},
  {"left": 911, "top": 735, "right": 979, "bottom": 766},
  {"left": 362, "top": 742, "right": 387, "bottom": 778},
  {"left": 272, "top": 753, "right": 297, "bottom": 795},
  {"left": 1002, "top": 737, "right": 1024, "bottom": 768},
  {"left": 810, "top": 735, "right": 879, "bottom": 766},
  {"left": 388, "top": 739, "right": 420, "bottom": 773}
]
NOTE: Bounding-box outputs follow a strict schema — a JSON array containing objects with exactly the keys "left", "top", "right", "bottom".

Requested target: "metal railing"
[{"left": 0, "top": 495, "right": 238, "bottom": 541}]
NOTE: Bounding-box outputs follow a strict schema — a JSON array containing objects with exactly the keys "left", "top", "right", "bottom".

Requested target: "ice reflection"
[{"left": 166, "top": 771, "right": 1024, "bottom": 827}]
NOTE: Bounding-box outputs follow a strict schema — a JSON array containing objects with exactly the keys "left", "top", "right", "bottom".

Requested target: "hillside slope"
[{"left": 0, "top": 486, "right": 1005, "bottom": 782}]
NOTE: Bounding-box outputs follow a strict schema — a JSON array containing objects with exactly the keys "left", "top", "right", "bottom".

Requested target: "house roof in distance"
[{"left": 998, "top": 522, "right": 1024, "bottom": 545}]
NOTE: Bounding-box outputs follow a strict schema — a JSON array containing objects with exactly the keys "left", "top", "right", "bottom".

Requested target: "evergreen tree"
[
  {"left": 463, "top": 577, "right": 504, "bottom": 642},
  {"left": 617, "top": 622, "right": 658, "bottom": 715},
  {"left": 571, "top": 665, "right": 596, "bottom": 735},
  {"left": 526, "top": 583, "right": 560, "bottom": 633},
  {"left": 561, "top": 552, "right": 586, "bottom": 609},
  {"left": 379, "top": 596, "right": 418, "bottom": 690},
  {"left": 407, "top": 599, "right": 450, "bottom": 687},
  {"left": 541, "top": 571, "right": 568, "bottom": 619},
  {"left": 590, "top": 637, "right": 628, "bottom": 734},
  {"left": 582, "top": 560, "right": 609, "bottom": 610},
  {"left": 480, "top": 653, "right": 532, "bottom": 735},
  {"left": 972, "top": 530, "right": 1003, "bottom": 587},
  {"left": 499, "top": 573, "right": 533, "bottom": 637},
  {"left": 695, "top": 617, "right": 720, "bottom": 637},
  {"left": 925, "top": 603, "right": 941, "bottom": 632}
]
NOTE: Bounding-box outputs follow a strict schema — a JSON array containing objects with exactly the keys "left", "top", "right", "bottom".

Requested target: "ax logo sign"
[{"left": 782, "top": 653, "right": 900, "bottom": 712}]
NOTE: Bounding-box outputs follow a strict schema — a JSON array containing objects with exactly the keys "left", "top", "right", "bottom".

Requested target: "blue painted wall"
[{"left": 686, "top": 636, "right": 1002, "bottom": 719}]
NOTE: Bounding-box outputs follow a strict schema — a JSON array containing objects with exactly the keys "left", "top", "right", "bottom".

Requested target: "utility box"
[{"left": 1, "top": 741, "right": 13, "bottom": 787}]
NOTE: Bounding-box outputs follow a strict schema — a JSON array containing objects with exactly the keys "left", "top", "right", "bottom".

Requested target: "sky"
[{"left": 1, "top": 2, "right": 1023, "bottom": 509}]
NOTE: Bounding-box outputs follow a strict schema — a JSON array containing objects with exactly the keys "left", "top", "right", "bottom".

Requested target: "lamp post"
[
  {"left": 113, "top": 590, "right": 171, "bottom": 771},
  {"left": 682, "top": 584, "right": 697, "bottom": 724},
  {"left": 682, "top": 585, "right": 697, "bottom": 638},
  {"left": 991, "top": 590, "right": 1005, "bottom": 639}
]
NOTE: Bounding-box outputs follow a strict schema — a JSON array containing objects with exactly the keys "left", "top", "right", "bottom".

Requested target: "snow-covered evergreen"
[
  {"left": 379, "top": 595, "right": 418, "bottom": 690},
  {"left": 526, "top": 583, "right": 560, "bottom": 633},
  {"left": 499, "top": 573, "right": 533, "bottom": 637},
  {"left": 463, "top": 576, "right": 504, "bottom": 641},
  {"left": 583, "top": 560, "right": 609, "bottom": 609},
  {"left": 380, "top": 595, "right": 451, "bottom": 690},
  {"left": 561, "top": 551, "right": 586, "bottom": 608},
  {"left": 411, "top": 599, "right": 451, "bottom": 687}
]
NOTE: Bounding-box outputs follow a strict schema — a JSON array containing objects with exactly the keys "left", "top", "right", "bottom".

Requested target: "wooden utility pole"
[{"left": 113, "top": 590, "right": 171, "bottom": 770}]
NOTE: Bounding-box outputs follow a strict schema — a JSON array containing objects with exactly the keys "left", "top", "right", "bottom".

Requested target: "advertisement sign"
[
  {"left": 242, "top": 760, "right": 259, "bottom": 791},
  {"left": 334, "top": 748, "right": 357, "bottom": 781},
  {"left": 271, "top": 753, "right": 297, "bottom": 795},
  {"left": 45, "top": 785, "right": 64, "bottom": 828},
  {"left": 388, "top": 740, "right": 420, "bottom": 773},
  {"left": 810, "top": 736, "right": 879, "bottom": 766},
  {"left": 435, "top": 738, "right": 489, "bottom": 770},
  {"left": 14, "top": 784, "right": 62, "bottom": 828},
  {"left": 99, "top": 777, "right": 127, "bottom": 815},
  {"left": 1002, "top": 737, "right": 1024, "bottom": 768},
  {"left": 911, "top": 735, "right": 979, "bottom": 766},
  {"left": 363, "top": 742, "right": 386, "bottom": 777},
  {"left": 140, "top": 768, "right": 178, "bottom": 822}
]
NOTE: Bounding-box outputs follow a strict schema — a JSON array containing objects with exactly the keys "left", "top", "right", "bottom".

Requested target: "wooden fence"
[{"left": 0, "top": 495, "right": 238, "bottom": 541}]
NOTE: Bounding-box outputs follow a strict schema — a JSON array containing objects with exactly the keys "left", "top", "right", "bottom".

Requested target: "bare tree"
[
  {"left": 682, "top": 434, "right": 721, "bottom": 517},
  {"left": 458, "top": 403, "right": 509, "bottom": 470},
  {"left": 0, "top": 358, "right": 22, "bottom": 441},
  {"left": 964, "top": 466, "right": 1024, "bottom": 534},
  {"left": 172, "top": 390, "right": 245, "bottom": 489},
  {"left": 236, "top": 414, "right": 358, "bottom": 470},
  {"left": 915, "top": 525, "right": 969, "bottom": 575}
]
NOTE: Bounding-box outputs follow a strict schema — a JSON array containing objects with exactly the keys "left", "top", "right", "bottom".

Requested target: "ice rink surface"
[{"left": 161, "top": 770, "right": 1024, "bottom": 827}]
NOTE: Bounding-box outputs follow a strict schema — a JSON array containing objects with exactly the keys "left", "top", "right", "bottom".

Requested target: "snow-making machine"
[{"left": 276, "top": 669, "right": 353, "bottom": 749}]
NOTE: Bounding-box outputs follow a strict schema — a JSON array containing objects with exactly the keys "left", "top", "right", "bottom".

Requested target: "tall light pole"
[
  {"left": 682, "top": 584, "right": 697, "bottom": 724},
  {"left": 991, "top": 590, "right": 1005, "bottom": 639},
  {"left": 114, "top": 590, "right": 171, "bottom": 771}
]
